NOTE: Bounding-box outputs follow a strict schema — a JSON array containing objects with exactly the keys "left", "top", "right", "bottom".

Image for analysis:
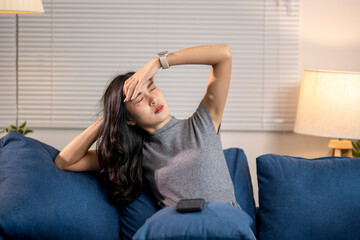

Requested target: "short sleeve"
[{"left": 190, "top": 100, "right": 219, "bottom": 135}]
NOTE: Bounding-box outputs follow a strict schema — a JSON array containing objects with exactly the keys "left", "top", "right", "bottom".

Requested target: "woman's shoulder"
[{"left": 190, "top": 100, "right": 217, "bottom": 132}]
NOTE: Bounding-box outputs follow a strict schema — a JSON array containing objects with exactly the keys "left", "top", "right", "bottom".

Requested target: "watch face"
[{"left": 158, "top": 51, "right": 168, "bottom": 56}]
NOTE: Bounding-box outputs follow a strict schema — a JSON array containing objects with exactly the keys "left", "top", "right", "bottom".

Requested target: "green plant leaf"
[
  {"left": 10, "top": 125, "right": 17, "bottom": 130},
  {"left": 19, "top": 121, "right": 27, "bottom": 129},
  {"left": 24, "top": 129, "right": 34, "bottom": 135},
  {"left": 355, "top": 141, "right": 360, "bottom": 149},
  {"left": 18, "top": 129, "right": 24, "bottom": 135},
  {"left": 353, "top": 143, "right": 360, "bottom": 152},
  {"left": 353, "top": 141, "right": 359, "bottom": 151},
  {"left": 5, "top": 128, "right": 9, "bottom": 132},
  {"left": 352, "top": 140, "right": 360, "bottom": 157}
]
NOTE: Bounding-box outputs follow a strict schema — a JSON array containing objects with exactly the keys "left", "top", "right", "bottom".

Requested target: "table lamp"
[
  {"left": 294, "top": 70, "right": 360, "bottom": 157},
  {"left": 0, "top": 0, "right": 44, "bottom": 14},
  {"left": 0, "top": 0, "right": 44, "bottom": 127}
]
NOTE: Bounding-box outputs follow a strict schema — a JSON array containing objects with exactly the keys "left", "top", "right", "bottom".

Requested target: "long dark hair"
[{"left": 97, "top": 72, "right": 146, "bottom": 210}]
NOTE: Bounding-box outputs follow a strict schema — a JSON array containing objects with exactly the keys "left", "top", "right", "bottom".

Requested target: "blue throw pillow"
[
  {"left": 224, "top": 148, "right": 256, "bottom": 232},
  {"left": 0, "top": 132, "right": 119, "bottom": 239},
  {"left": 120, "top": 185, "right": 160, "bottom": 239},
  {"left": 133, "top": 201, "right": 255, "bottom": 240},
  {"left": 257, "top": 154, "right": 360, "bottom": 240},
  {"left": 119, "top": 148, "right": 256, "bottom": 239}
]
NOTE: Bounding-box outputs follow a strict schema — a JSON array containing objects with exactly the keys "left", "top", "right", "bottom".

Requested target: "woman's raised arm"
[
  {"left": 123, "top": 44, "right": 232, "bottom": 132},
  {"left": 167, "top": 45, "right": 232, "bottom": 132},
  {"left": 54, "top": 116, "right": 103, "bottom": 172}
]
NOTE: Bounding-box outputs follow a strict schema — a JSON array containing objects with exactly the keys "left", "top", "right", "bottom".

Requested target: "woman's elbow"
[
  {"left": 225, "top": 46, "right": 232, "bottom": 61},
  {"left": 54, "top": 154, "right": 67, "bottom": 170},
  {"left": 220, "top": 44, "right": 232, "bottom": 60}
]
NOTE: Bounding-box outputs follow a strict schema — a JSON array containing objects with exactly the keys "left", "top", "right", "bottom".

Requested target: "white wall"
[
  {"left": 12, "top": 0, "right": 360, "bottom": 205},
  {"left": 300, "top": 0, "right": 360, "bottom": 72},
  {"left": 232, "top": 0, "right": 360, "bottom": 204}
]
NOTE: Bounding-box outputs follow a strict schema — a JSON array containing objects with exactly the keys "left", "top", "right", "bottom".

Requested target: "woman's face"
[{"left": 125, "top": 78, "right": 171, "bottom": 133}]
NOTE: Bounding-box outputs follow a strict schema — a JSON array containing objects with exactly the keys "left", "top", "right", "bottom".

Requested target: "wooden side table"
[{"left": 328, "top": 139, "right": 353, "bottom": 157}]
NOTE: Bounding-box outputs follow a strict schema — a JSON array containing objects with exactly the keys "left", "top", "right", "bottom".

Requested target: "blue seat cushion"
[
  {"left": 257, "top": 154, "right": 360, "bottom": 240},
  {"left": 133, "top": 201, "right": 255, "bottom": 240},
  {"left": 120, "top": 147, "right": 256, "bottom": 239},
  {"left": 0, "top": 132, "right": 119, "bottom": 239}
]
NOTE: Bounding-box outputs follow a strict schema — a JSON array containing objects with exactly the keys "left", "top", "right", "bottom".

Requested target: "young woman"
[{"left": 54, "top": 45, "right": 239, "bottom": 210}]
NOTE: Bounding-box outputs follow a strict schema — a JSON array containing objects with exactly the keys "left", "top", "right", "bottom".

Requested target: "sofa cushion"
[
  {"left": 0, "top": 132, "right": 119, "bottom": 240},
  {"left": 120, "top": 186, "right": 160, "bottom": 239},
  {"left": 120, "top": 147, "right": 256, "bottom": 239},
  {"left": 257, "top": 154, "right": 360, "bottom": 240},
  {"left": 224, "top": 148, "right": 256, "bottom": 232},
  {"left": 133, "top": 201, "right": 255, "bottom": 240}
]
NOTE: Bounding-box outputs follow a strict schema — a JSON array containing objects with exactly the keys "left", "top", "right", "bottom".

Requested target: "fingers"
[
  {"left": 131, "top": 81, "right": 141, "bottom": 100},
  {"left": 128, "top": 81, "right": 139, "bottom": 101},
  {"left": 123, "top": 77, "right": 134, "bottom": 102},
  {"left": 123, "top": 58, "right": 161, "bottom": 102},
  {"left": 123, "top": 76, "right": 141, "bottom": 102}
]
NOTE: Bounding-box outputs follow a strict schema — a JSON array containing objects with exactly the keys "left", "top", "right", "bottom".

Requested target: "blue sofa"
[{"left": 1, "top": 132, "right": 360, "bottom": 240}]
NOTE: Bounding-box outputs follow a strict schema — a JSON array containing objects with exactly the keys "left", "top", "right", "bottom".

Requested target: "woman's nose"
[{"left": 150, "top": 97, "right": 157, "bottom": 106}]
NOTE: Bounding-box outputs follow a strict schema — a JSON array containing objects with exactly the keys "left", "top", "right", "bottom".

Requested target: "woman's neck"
[{"left": 145, "top": 115, "right": 172, "bottom": 134}]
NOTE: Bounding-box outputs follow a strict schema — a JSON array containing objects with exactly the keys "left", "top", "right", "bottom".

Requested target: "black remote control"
[{"left": 176, "top": 198, "right": 205, "bottom": 213}]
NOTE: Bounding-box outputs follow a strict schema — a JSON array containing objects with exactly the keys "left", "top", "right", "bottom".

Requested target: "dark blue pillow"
[
  {"left": 120, "top": 186, "right": 160, "bottom": 239},
  {"left": 0, "top": 132, "right": 119, "bottom": 239},
  {"left": 119, "top": 148, "right": 256, "bottom": 239},
  {"left": 257, "top": 154, "right": 360, "bottom": 240},
  {"left": 224, "top": 148, "right": 256, "bottom": 232},
  {"left": 133, "top": 201, "right": 255, "bottom": 240}
]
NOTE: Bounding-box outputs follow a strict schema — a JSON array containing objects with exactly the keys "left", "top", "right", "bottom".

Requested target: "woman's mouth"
[{"left": 154, "top": 105, "right": 164, "bottom": 114}]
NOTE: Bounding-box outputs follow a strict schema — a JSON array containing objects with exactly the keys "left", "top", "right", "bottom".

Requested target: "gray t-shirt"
[{"left": 142, "top": 101, "right": 239, "bottom": 208}]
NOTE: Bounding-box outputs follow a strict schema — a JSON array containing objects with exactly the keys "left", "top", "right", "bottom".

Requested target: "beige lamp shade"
[
  {"left": 0, "top": 0, "right": 44, "bottom": 14},
  {"left": 294, "top": 70, "right": 360, "bottom": 140}
]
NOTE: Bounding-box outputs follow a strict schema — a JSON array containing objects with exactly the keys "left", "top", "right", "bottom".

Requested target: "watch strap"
[{"left": 158, "top": 51, "right": 170, "bottom": 69}]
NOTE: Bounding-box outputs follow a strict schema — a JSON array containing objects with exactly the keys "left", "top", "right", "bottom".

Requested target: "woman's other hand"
[{"left": 123, "top": 57, "right": 161, "bottom": 102}]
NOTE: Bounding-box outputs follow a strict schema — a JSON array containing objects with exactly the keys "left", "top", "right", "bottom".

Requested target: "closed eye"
[
  {"left": 136, "top": 97, "right": 144, "bottom": 104},
  {"left": 150, "top": 87, "right": 156, "bottom": 92}
]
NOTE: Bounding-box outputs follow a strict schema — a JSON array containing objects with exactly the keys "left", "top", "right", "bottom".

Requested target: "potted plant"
[
  {"left": 340, "top": 140, "right": 360, "bottom": 157},
  {"left": 0, "top": 121, "right": 34, "bottom": 136}
]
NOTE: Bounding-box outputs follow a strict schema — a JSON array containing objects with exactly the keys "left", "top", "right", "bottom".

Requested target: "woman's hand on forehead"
[{"left": 123, "top": 57, "right": 161, "bottom": 102}]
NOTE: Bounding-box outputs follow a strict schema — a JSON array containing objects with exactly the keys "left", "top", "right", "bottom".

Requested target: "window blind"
[
  {"left": 3, "top": 0, "right": 299, "bottom": 130},
  {"left": 0, "top": 15, "right": 16, "bottom": 127}
]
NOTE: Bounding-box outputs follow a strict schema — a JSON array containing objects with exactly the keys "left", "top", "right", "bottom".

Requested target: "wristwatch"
[{"left": 158, "top": 51, "right": 170, "bottom": 69}]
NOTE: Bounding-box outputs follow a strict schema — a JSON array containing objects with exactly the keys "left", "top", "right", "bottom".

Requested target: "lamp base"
[{"left": 328, "top": 139, "right": 353, "bottom": 157}]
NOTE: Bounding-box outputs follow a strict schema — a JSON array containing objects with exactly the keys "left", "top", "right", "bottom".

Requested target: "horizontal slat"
[
  {"left": 1, "top": 0, "right": 300, "bottom": 130},
  {"left": 0, "top": 16, "right": 16, "bottom": 128}
]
